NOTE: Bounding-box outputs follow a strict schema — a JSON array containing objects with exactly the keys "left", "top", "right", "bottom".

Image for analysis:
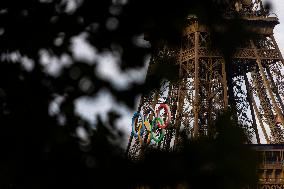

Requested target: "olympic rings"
[{"left": 131, "top": 104, "right": 171, "bottom": 145}]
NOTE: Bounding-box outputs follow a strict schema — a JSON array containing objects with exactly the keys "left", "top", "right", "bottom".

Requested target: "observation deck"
[{"left": 253, "top": 145, "right": 284, "bottom": 188}]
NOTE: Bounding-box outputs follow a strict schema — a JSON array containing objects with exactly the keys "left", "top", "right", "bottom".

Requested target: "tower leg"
[
  {"left": 222, "top": 59, "right": 229, "bottom": 110},
  {"left": 173, "top": 78, "right": 186, "bottom": 149},
  {"left": 193, "top": 28, "right": 200, "bottom": 137},
  {"left": 251, "top": 40, "right": 284, "bottom": 129},
  {"left": 265, "top": 66, "right": 284, "bottom": 112},
  {"left": 251, "top": 69, "right": 275, "bottom": 142}
]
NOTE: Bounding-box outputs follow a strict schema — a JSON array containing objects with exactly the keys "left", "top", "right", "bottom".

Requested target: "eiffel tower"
[{"left": 126, "top": 0, "right": 284, "bottom": 187}]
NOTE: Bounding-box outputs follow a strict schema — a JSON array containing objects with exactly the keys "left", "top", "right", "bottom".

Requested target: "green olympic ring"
[{"left": 150, "top": 117, "right": 165, "bottom": 143}]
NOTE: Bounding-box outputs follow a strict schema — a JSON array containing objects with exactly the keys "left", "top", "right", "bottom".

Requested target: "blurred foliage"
[{"left": 0, "top": 0, "right": 271, "bottom": 188}]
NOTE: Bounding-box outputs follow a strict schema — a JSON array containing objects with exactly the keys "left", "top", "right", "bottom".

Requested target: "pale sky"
[{"left": 266, "top": 0, "right": 284, "bottom": 54}]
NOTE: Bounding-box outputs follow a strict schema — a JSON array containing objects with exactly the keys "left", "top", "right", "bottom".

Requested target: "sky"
[
  {"left": 266, "top": 0, "right": 284, "bottom": 54},
  {"left": 74, "top": 0, "right": 284, "bottom": 147}
]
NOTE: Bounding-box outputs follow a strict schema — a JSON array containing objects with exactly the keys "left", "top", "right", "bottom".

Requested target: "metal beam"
[
  {"left": 244, "top": 74, "right": 261, "bottom": 144},
  {"left": 193, "top": 23, "right": 200, "bottom": 137}
]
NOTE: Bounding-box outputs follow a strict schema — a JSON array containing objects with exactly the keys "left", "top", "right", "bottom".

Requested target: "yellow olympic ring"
[{"left": 138, "top": 121, "right": 151, "bottom": 146}]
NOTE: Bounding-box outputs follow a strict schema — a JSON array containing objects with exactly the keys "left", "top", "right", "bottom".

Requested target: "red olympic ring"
[{"left": 156, "top": 104, "right": 171, "bottom": 129}]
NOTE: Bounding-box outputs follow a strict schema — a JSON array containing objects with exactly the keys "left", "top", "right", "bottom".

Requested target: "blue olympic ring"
[{"left": 131, "top": 112, "right": 145, "bottom": 138}]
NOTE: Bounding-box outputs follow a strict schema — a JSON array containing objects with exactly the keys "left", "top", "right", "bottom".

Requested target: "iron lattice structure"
[{"left": 127, "top": 0, "right": 284, "bottom": 166}]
